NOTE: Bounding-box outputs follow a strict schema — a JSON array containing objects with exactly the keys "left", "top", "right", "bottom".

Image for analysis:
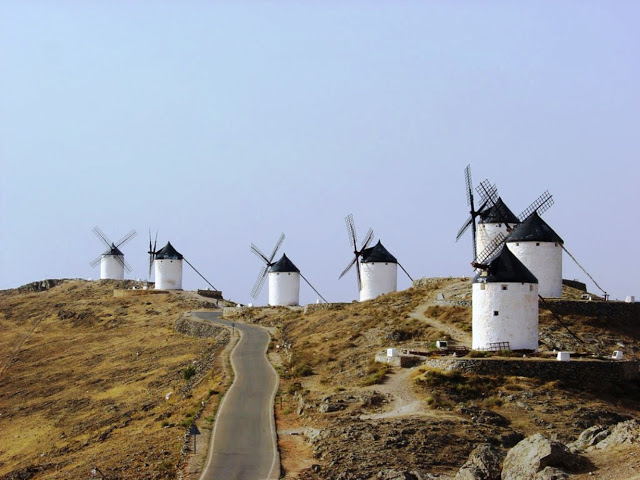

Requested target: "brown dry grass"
[{"left": 0, "top": 279, "right": 226, "bottom": 480}]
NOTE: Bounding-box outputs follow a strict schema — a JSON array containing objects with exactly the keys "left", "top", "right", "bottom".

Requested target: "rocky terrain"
[
  {"left": 1, "top": 277, "right": 639, "bottom": 479},
  {"left": 224, "top": 278, "right": 640, "bottom": 479}
]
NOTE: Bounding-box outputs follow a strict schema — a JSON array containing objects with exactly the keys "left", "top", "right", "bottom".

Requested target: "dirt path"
[
  {"left": 409, "top": 303, "right": 472, "bottom": 347},
  {"left": 359, "top": 367, "right": 459, "bottom": 421}
]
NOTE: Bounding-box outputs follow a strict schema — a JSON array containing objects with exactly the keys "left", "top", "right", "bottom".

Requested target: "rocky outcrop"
[
  {"left": 571, "top": 419, "right": 640, "bottom": 451},
  {"left": 454, "top": 443, "right": 503, "bottom": 480},
  {"left": 174, "top": 315, "right": 228, "bottom": 339},
  {"left": 501, "top": 434, "right": 586, "bottom": 480}
]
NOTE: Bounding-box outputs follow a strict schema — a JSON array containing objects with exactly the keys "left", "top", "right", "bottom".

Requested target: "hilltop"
[{"left": 1, "top": 278, "right": 639, "bottom": 479}]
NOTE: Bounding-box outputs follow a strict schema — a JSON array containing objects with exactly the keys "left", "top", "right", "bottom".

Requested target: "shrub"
[
  {"left": 183, "top": 365, "right": 197, "bottom": 381},
  {"left": 292, "top": 363, "right": 313, "bottom": 377},
  {"left": 361, "top": 362, "right": 390, "bottom": 386}
]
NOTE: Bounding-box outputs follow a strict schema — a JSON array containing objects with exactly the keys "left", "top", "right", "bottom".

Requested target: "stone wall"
[
  {"left": 424, "top": 358, "right": 640, "bottom": 383},
  {"left": 541, "top": 300, "right": 640, "bottom": 320},
  {"left": 197, "top": 289, "right": 223, "bottom": 300}
]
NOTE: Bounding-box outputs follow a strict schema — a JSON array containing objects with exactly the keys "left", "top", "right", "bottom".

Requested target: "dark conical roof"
[
  {"left": 155, "top": 241, "right": 183, "bottom": 260},
  {"left": 269, "top": 253, "right": 300, "bottom": 273},
  {"left": 107, "top": 243, "right": 124, "bottom": 256},
  {"left": 473, "top": 246, "right": 538, "bottom": 284},
  {"left": 479, "top": 198, "right": 520, "bottom": 224},
  {"left": 361, "top": 240, "right": 397, "bottom": 264},
  {"left": 506, "top": 211, "right": 564, "bottom": 244}
]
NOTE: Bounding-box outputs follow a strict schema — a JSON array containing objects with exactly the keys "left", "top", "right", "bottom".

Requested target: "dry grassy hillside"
[
  {"left": 225, "top": 277, "right": 640, "bottom": 479},
  {"left": 0, "top": 280, "right": 226, "bottom": 480},
  {"left": 2, "top": 277, "right": 639, "bottom": 480}
]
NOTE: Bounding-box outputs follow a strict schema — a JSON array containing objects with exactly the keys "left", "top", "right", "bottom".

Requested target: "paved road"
[{"left": 195, "top": 312, "right": 280, "bottom": 480}]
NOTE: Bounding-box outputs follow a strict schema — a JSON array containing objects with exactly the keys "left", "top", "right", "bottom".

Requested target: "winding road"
[{"left": 195, "top": 312, "right": 280, "bottom": 480}]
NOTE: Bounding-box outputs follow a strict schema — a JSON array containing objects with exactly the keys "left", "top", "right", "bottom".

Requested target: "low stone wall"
[
  {"left": 375, "top": 353, "right": 422, "bottom": 367},
  {"left": 197, "top": 289, "right": 223, "bottom": 300},
  {"left": 541, "top": 300, "right": 640, "bottom": 321},
  {"left": 424, "top": 358, "right": 640, "bottom": 383}
]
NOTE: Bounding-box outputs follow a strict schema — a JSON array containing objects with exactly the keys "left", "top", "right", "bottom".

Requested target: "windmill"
[
  {"left": 89, "top": 227, "right": 137, "bottom": 280},
  {"left": 338, "top": 214, "right": 375, "bottom": 293},
  {"left": 455, "top": 165, "right": 498, "bottom": 260},
  {"left": 472, "top": 185, "right": 554, "bottom": 269},
  {"left": 250, "top": 233, "right": 327, "bottom": 306},
  {"left": 339, "top": 214, "right": 413, "bottom": 301},
  {"left": 148, "top": 231, "right": 218, "bottom": 291}
]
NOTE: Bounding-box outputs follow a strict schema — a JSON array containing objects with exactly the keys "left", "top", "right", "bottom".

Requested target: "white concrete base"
[{"left": 557, "top": 352, "right": 570, "bottom": 361}]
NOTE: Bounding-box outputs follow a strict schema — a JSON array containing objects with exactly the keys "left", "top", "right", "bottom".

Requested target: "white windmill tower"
[
  {"left": 89, "top": 227, "right": 137, "bottom": 280},
  {"left": 338, "top": 214, "right": 413, "bottom": 302},
  {"left": 250, "top": 233, "right": 327, "bottom": 306},
  {"left": 506, "top": 211, "right": 564, "bottom": 298},
  {"left": 472, "top": 246, "right": 539, "bottom": 351},
  {"left": 148, "top": 233, "right": 219, "bottom": 292}
]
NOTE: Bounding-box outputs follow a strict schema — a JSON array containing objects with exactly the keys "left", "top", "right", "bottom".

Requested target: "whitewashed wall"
[
  {"left": 507, "top": 241, "right": 562, "bottom": 297},
  {"left": 268, "top": 271, "right": 300, "bottom": 306},
  {"left": 155, "top": 259, "right": 183, "bottom": 290},
  {"left": 101, "top": 255, "right": 124, "bottom": 280},
  {"left": 360, "top": 262, "right": 397, "bottom": 301},
  {"left": 472, "top": 282, "right": 539, "bottom": 351},
  {"left": 476, "top": 223, "right": 513, "bottom": 258}
]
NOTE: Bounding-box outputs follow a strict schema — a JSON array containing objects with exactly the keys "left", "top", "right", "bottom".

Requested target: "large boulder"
[
  {"left": 455, "top": 443, "right": 503, "bottom": 480},
  {"left": 501, "top": 434, "right": 585, "bottom": 480}
]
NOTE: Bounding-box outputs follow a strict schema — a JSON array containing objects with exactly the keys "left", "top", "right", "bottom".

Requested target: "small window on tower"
[
  {"left": 536, "top": 242, "right": 540, "bottom": 246},
  {"left": 555, "top": 243, "right": 558, "bottom": 247},
  {"left": 288, "top": 273, "right": 291, "bottom": 275},
  {"left": 530, "top": 285, "right": 534, "bottom": 291},
  {"left": 502, "top": 285, "right": 508, "bottom": 291},
  {"left": 516, "top": 242, "right": 520, "bottom": 246},
  {"left": 493, "top": 311, "right": 499, "bottom": 316}
]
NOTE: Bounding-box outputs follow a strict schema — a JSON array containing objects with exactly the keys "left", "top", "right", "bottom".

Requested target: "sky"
[{"left": 1, "top": 1, "right": 638, "bottom": 304}]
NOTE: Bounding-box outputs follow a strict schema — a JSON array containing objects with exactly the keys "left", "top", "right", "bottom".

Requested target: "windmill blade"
[
  {"left": 456, "top": 216, "right": 474, "bottom": 242},
  {"left": 251, "top": 266, "right": 268, "bottom": 299},
  {"left": 345, "top": 214, "right": 357, "bottom": 249},
  {"left": 92, "top": 226, "right": 112, "bottom": 249},
  {"left": 268, "top": 233, "right": 285, "bottom": 263},
  {"left": 360, "top": 227, "right": 374, "bottom": 251},
  {"left": 115, "top": 229, "right": 137, "bottom": 249},
  {"left": 464, "top": 164, "right": 473, "bottom": 207},
  {"left": 300, "top": 272, "right": 328, "bottom": 304},
  {"left": 123, "top": 258, "right": 133, "bottom": 274},
  {"left": 148, "top": 229, "right": 157, "bottom": 279},
  {"left": 183, "top": 256, "right": 218, "bottom": 291},
  {"left": 397, "top": 262, "right": 414, "bottom": 282},
  {"left": 251, "top": 243, "right": 270, "bottom": 264},
  {"left": 471, "top": 215, "right": 478, "bottom": 260},
  {"left": 356, "top": 257, "right": 363, "bottom": 291},
  {"left": 476, "top": 180, "right": 498, "bottom": 209},
  {"left": 338, "top": 255, "right": 358, "bottom": 280},
  {"left": 89, "top": 254, "right": 103, "bottom": 268},
  {"left": 519, "top": 191, "right": 554, "bottom": 221},
  {"left": 475, "top": 233, "right": 507, "bottom": 265}
]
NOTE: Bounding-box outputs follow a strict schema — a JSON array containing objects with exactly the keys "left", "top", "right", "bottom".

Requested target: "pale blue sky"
[{"left": 1, "top": 1, "right": 638, "bottom": 303}]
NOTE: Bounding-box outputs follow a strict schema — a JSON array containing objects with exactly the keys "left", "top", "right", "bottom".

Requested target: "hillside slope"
[
  {"left": 225, "top": 277, "right": 640, "bottom": 479},
  {"left": 0, "top": 280, "right": 226, "bottom": 480}
]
